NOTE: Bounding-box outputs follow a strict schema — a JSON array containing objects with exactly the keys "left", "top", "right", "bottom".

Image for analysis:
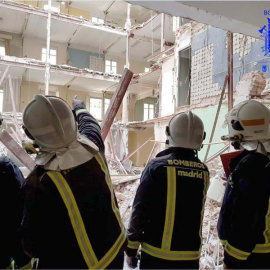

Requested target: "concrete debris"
[
  {"left": 115, "top": 178, "right": 140, "bottom": 226},
  {"left": 236, "top": 71, "right": 266, "bottom": 97},
  {"left": 200, "top": 198, "right": 224, "bottom": 270}
]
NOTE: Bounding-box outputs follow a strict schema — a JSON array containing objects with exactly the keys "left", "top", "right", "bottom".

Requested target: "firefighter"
[
  {"left": 0, "top": 156, "right": 31, "bottom": 269},
  {"left": 21, "top": 95, "right": 126, "bottom": 269},
  {"left": 125, "top": 111, "right": 209, "bottom": 269},
  {"left": 218, "top": 100, "right": 270, "bottom": 269}
]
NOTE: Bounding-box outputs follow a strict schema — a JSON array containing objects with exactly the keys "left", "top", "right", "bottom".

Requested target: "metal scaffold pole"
[{"left": 45, "top": 0, "right": 51, "bottom": 95}]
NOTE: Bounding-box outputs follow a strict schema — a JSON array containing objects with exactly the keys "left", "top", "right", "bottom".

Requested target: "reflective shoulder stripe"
[
  {"left": 127, "top": 240, "right": 140, "bottom": 250},
  {"left": 161, "top": 167, "right": 176, "bottom": 250},
  {"left": 47, "top": 172, "right": 98, "bottom": 268},
  {"left": 141, "top": 243, "right": 200, "bottom": 261},
  {"left": 93, "top": 153, "right": 126, "bottom": 269},
  {"left": 224, "top": 242, "right": 250, "bottom": 260},
  {"left": 263, "top": 198, "right": 270, "bottom": 243},
  {"left": 75, "top": 109, "right": 89, "bottom": 116},
  {"left": 94, "top": 230, "right": 126, "bottom": 269},
  {"left": 94, "top": 153, "right": 125, "bottom": 232}
]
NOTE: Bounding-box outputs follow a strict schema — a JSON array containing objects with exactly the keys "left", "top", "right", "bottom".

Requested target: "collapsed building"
[{"left": 0, "top": 1, "right": 269, "bottom": 269}]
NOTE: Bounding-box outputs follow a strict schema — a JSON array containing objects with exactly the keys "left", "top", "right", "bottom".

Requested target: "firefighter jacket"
[
  {"left": 217, "top": 150, "right": 270, "bottom": 268},
  {"left": 0, "top": 156, "right": 30, "bottom": 268},
  {"left": 126, "top": 147, "right": 209, "bottom": 261},
  {"left": 21, "top": 104, "right": 126, "bottom": 269}
]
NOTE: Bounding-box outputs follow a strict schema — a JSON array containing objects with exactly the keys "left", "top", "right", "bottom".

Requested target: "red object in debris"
[{"left": 220, "top": 151, "right": 242, "bottom": 178}]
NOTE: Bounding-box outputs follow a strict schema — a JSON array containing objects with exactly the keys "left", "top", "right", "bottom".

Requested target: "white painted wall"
[{"left": 161, "top": 57, "right": 175, "bottom": 116}]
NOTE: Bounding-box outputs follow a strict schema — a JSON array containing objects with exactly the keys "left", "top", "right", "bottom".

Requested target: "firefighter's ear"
[
  {"left": 203, "top": 132, "right": 206, "bottom": 140},
  {"left": 165, "top": 126, "right": 170, "bottom": 136},
  {"left": 22, "top": 126, "right": 35, "bottom": 141}
]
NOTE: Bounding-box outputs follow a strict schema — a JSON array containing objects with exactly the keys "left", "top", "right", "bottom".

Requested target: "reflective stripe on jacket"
[
  {"left": 217, "top": 150, "right": 270, "bottom": 268},
  {"left": 21, "top": 105, "right": 126, "bottom": 269},
  {"left": 126, "top": 147, "right": 209, "bottom": 261}
]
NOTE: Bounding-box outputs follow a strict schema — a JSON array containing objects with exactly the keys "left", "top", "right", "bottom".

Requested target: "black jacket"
[
  {"left": 126, "top": 147, "right": 209, "bottom": 261},
  {"left": 21, "top": 105, "right": 126, "bottom": 269},
  {"left": 0, "top": 156, "right": 30, "bottom": 268},
  {"left": 217, "top": 150, "right": 270, "bottom": 268}
]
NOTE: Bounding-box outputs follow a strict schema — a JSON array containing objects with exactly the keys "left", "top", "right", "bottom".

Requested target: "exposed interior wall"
[
  {"left": 128, "top": 127, "right": 154, "bottom": 167},
  {"left": 17, "top": 1, "right": 91, "bottom": 19},
  {"left": 0, "top": 31, "right": 22, "bottom": 57},
  {"left": 19, "top": 81, "right": 95, "bottom": 112},
  {"left": 134, "top": 96, "right": 157, "bottom": 121},
  {"left": 61, "top": 6, "right": 91, "bottom": 19},
  {"left": 23, "top": 36, "right": 67, "bottom": 65},
  {"left": 67, "top": 47, "right": 105, "bottom": 69},
  {"left": 105, "top": 54, "right": 147, "bottom": 74}
]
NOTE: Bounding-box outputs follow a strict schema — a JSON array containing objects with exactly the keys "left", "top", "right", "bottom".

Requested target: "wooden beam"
[
  {"left": 101, "top": 68, "right": 133, "bottom": 140},
  {"left": 0, "top": 130, "right": 35, "bottom": 171}
]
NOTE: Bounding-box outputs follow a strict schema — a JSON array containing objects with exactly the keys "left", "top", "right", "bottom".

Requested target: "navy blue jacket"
[
  {"left": 126, "top": 147, "right": 209, "bottom": 262},
  {"left": 218, "top": 150, "right": 270, "bottom": 268},
  {"left": 0, "top": 156, "right": 29, "bottom": 268},
  {"left": 21, "top": 104, "right": 126, "bottom": 269}
]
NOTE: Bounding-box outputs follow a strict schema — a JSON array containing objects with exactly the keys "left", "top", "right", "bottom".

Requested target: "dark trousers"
[{"left": 139, "top": 251, "right": 199, "bottom": 269}]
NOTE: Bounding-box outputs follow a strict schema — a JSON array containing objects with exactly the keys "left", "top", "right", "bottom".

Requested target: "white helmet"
[
  {"left": 23, "top": 95, "right": 77, "bottom": 149},
  {"left": 224, "top": 100, "right": 270, "bottom": 142},
  {"left": 166, "top": 111, "right": 205, "bottom": 150}
]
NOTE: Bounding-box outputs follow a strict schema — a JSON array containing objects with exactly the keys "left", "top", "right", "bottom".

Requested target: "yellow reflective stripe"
[
  {"left": 94, "top": 153, "right": 126, "bottom": 268},
  {"left": 94, "top": 230, "right": 126, "bottom": 269},
  {"left": 47, "top": 172, "right": 98, "bottom": 268},
  {"left": 94, "top": 153, "right": 125, "bottom": 232},
  {"left": 142, "top": 243, "right": 200, "bottom": 261},
  {"left": 253, "top": 243, "right": 270, "bottom": 253},
  {"left": 6, "top": 260, "right": 14, "bottom": 269},
  {"left": 19, "top": 260, "right": 32, "bottom": 269},
  {"left": 225, "top": 242, "right": 250, "bottom": 260},
  {"left": 162, "top": 167, "right": 176, "bottom": 250},
  {"left": 75, "top": 109, "right": 89, "bottom": 116},
  {"left": 199, "top": 171, "right": 209, "bottom": 243},
  {"left": 128, "top": 240, "right": 140, "bottom": 249},
  {"left": 220, "top": 239, "right": 227, "bottom": 245},
  {"left": 263, "top": 198, "right": 270, "bottom": 243}
]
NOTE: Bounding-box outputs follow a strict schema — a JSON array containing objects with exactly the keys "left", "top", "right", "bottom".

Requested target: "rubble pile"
[
  {"left": 115, "top": 179, "right": 140, "bottom": 227},
  {"left": 200, "top": 198, "right": 224, "bottom": 269}
]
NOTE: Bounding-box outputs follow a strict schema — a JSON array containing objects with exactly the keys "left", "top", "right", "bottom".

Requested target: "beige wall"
[
  {"left": 128, "top": 127, "right": 154, "bottom": 167},
  {"left": 19, "top": 81, "right": 92, "bottom": 112},
  {"left": 105, "top": 54, "right": 147, "bottom": 74},
  {"left": 23, "top": 36, "right": 67, "bottom": 65}
]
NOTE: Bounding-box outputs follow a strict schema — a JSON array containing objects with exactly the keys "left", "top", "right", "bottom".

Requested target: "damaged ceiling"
[{"left": 129, "top": 1, "right": 267, "bottom": 39}]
